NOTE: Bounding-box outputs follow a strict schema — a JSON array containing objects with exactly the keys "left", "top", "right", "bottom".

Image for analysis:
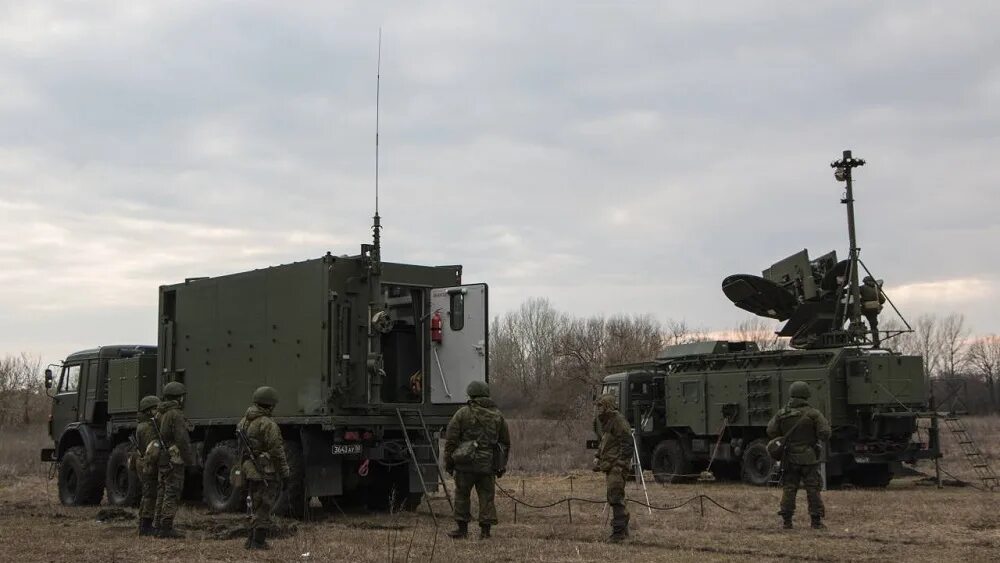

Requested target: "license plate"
[
  {"left": 332, "top": 443, "right": 363, "bottom": 455},
  {"left": 854, "top": 456, "right": 870, "bottom": 464}
]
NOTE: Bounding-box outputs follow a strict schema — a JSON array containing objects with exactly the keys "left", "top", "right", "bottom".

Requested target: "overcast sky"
[{"left": 2, "top": 1, "right": 998, "bottom": 362}]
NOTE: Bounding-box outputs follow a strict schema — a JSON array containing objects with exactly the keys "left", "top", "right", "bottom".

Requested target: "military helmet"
[
  {"left": 789, "top": 381, "right": 811, "bottom": 399},
  {"left": 595, "top": 393, "right": 619, "bottom": 413},
  {"left": 162, "top": 381, "right": 186, "bottom": 398},
  {"left": 252, "top": 386, "right": 279, "bottom": 407},
  {"left": 138, "top": 395, "right": 160, "bottom": 412},
  {"left": 863, "top": 275, "right": 876, "bottom": 285},
  {"left": 466, "top": 380, "right": 490, "bottom": 398}
]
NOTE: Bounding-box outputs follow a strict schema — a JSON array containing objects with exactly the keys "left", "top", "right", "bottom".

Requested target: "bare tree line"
[{"left": 0, "top": 353, "right": 47, "bottom": 428}]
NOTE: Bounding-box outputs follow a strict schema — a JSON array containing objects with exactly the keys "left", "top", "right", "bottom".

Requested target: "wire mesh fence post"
[
  {"left": 567, "top": 499, "right": 573, "bottom": 523},
  {"left": 699, "top": 495, "right": 705, "bottom": 517}
]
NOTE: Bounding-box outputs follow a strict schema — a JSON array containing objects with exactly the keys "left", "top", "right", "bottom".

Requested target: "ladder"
[
  {"left": 943, "top": 415, "right": 999, "bottom": 491},
  {"left": 394, "top": 408, "right": 454, "bottom": 524}
]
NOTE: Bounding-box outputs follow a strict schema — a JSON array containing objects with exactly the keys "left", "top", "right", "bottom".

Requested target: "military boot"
[
  {"left": 781, "top": 513, "right": 793, "bottom": 529},
  {"left": 479, "top": 524, "right": 491, "bottom": 539},
  {"left": 447, "top": 521, "right": 468, "bottom": 539},
  {"left": 157, "top": 518, "right": 184, "bottom": 539},
  {"left": 609, "top": 528, "right": 627, "bottom": 543},
  {"left": 251, "top": 528, "right": 271, "bottom": 550},
  {"left": 810, "top": 516, "right": 825, "bottom": 530},
  {"left": 138, "top": 518, "right": 155, "bottom": 536},
  {"left": 244, "top": 528, "right": 254, "bottom": 549}
]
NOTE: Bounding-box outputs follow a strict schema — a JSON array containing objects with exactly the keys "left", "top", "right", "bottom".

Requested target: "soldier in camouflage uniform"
[
  {"left": 860, "top": 276, "right": 886, "bottom": 348},
  {"left": 444, "top": 381, "right": 510, "bottom": 540},
  {"left": 238, "top": 386, "right": 291, "bottom": 550},
  {"left": 153, "top": 381, "right": 195, "bottom": 539},
  {"left": 592, "top": 393, "right": 633, "bottom": 542},
  {"left": 767, "top": 381, "right": 832, "bottom": 529},
  {"left": 134, "top": 395, "right": 160, "bottom": 536}
]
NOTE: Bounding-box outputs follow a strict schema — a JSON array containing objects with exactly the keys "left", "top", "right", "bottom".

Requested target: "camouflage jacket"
[
  {"left": 595, "top": 410, "right": 633, "bottom": 472},
  {"left": 766, "top": 398, "right": 831, "bottom": 465},
  {"left": 860, "top": 283, "right": 885, "bottom": 312},
  {"left": 238, "top": 405, "right": 290, "bottom": 480},
  {"left": 155, "top": 400, "right": 195, "bottom": 466},
  {"left": 136, "top": 411, "right": 157, "bottom": 453},
  {"left": 444, "top": 397, "right": 511, "bottom": 474}
]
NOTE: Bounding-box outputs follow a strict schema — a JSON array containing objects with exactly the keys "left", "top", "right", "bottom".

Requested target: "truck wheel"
[
  {"left": 849, "top": 464, "right": 892, "bottom": 488},
  {"left": 105, "top": 442, "right": 140, "bottom": 507},
  {"left": 58, "top": 445, "right": 105, "bottom": 506},
  {"left": 203, "top": 441, "right": 244, "bottom": 512},
  {"left": 275, "top": 442, "right": 308, "bottom": 518},
  {"left": 741, "top": 440, "right": 774, "bottom": 486},
  {"left": 651, "top": 440, "right": 690, "bottom": 484}
]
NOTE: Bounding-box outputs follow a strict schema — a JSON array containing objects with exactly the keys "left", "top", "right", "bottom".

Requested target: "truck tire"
[
  {"left": 741, "top": 439, "right": 774, "bottom": 486},
  {"left": 275, "top": 441, "right": 308, "bottom": 518},
  {"left": 203, "top": 440, "right": 244, "bottom": 512},
  {"left": 58, "top": 445, "right": 105, "bottom": 506},
  {"left": 651, "top": 440, "right": 690, "bottom": 484},
  {"left": 105, "top": 442, "right": 140, "bottom": 507},
  {"left": 849, "top": 464, "right": 892, "bottom": 488}
]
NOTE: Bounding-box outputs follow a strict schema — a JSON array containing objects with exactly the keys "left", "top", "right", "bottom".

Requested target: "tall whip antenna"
[
  {"left": 371, "top": 28, "right": 382, "bottom": 271},
  {"left": 375, "top": 27, "right": 382, "bottom": 217}
]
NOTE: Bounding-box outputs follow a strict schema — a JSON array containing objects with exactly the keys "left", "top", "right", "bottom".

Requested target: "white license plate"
[
  {"left": 332, "top": 443, "right": 363, "bottom": 455},
  {"left": 854, "top": 456, "right": 870, "bottom": 464}
]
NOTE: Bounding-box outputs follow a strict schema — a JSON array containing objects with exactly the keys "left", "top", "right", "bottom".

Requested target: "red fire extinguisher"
[{"left": 431, "top": 310, "right": 443, "bottom": 343}]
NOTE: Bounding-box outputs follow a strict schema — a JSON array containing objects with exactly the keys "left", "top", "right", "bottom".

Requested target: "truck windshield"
[{"left": 600, "top": 382, "right": 621, "bottom": 406}]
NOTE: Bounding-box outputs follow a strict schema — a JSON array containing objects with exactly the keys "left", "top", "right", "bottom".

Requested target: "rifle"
[
  {"left": 150, "top": 415, "right": 170, "bottom": 467},
  {"left": 128, "top": 432, "right": 141, "bottom": 453},
  {"left": 235, "top": 426, "right": 269, "bottom": 487}
]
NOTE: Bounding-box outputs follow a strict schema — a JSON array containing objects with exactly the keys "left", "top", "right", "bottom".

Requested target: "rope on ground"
[{"left": 495, "top": 485, "right": 739, "bottom": 514}]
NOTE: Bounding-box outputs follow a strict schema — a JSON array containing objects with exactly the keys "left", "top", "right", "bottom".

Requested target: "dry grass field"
[{"left": 1, "top": 417, "right": 997, "bottom": 562}]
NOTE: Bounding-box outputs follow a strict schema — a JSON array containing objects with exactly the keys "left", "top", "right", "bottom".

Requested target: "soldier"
[
  {"left": 767, "top": 381, "right": 831, "bottom": 530},
  {"left": 153, "top": 381, "right": 195, "bottom": 539},
  {"left": 238, "top": 386, "right": 290, "bottom": 550},
  {"left": 592, "top": 394, "right": 633, "bottom": 542},
  {"left": 134, "top": 395, "right": 160, "bottom": 536},
  {"left": 444, "top": 381, "right": 510, "bottom": 540},
  {"left": 860, "top": 276, "right": 886, "bottom": 347}
]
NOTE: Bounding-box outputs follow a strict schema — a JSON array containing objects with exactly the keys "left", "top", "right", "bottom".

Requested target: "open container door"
[{"left": 430, "top": 284, "right": 488, "bottom": 404}]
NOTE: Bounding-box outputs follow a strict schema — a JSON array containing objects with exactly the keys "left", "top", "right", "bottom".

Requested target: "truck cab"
[{"left": 42, "top": 345, "right": 156, "bottom": 505}]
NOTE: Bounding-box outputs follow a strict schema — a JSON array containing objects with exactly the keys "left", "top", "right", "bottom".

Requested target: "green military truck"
[
  {"left": 42, "top": 244, "right": 488, "bottom": 515},
  {"left": 600, "top": 152, "right": 940, "bottom": 488},
  {"left": 603, "top": 337, "right": 937, "bottom": 488}
]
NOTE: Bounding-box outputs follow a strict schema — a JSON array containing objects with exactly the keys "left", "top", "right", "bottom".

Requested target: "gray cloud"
[{"left": 2, "top": 1, "right": 999, "bottom": 362}]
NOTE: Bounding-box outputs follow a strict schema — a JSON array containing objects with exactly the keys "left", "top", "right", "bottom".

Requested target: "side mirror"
[{"left": 44, "top": 369, "right": 53, "bottom": 389}]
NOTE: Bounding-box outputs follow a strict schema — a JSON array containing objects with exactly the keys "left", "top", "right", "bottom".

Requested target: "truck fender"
[{"left": 56, "top": 423, "right": 108, "bottom": 463}]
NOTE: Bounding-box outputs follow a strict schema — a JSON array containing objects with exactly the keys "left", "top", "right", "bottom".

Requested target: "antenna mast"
[
  {"left": 831, "top": 149, "right": 866, "bottom": 343},
  {"left": 372, "top": 27, "right": 382, "bottom": 271}
]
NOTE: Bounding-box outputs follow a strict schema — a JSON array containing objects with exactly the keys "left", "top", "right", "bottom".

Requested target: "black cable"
[{"left": 496, "top": 485, "right": 739, "bottom": 514}]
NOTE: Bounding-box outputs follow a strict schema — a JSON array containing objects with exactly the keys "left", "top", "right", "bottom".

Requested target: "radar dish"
[{"left": 721, "top": 274, "right": 798, "bottom": 321}]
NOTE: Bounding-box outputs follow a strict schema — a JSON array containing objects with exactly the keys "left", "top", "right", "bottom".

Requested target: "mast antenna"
[{"left": 371, "top": 28, "right": 382, "bottom": 271}]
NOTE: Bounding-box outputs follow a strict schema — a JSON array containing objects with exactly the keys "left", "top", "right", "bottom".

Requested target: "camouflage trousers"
[
  {"left": 138, "top": 470, "right": 159, "bottom": 520},
  {"left": 780, "top": 463, "right": 824, "bottom": 517},
  {"left": 605, "top": 467, "right": 630, "bottom": 532},
  {"left": 453, "top": 471, "right": 497, "bottom": 525},
  {"left": 154, "top": 463, "right": 185, "bottom": 523},
  {"left": 248, "top": 478, "right": 281, "bottom": 530}
]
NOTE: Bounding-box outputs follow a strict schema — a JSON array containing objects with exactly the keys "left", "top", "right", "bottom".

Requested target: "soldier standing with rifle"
[
  {"left": 133, "top": 395, "right": 160, "bottom": 536},
  {"left": 153, "top": 381, "right": 195, "bottom": 539},
  {"left": 767, "top": 381, "right": 831, "bottom": 530},
  {"left": 592, "top": 393, "right": 633, "bottom": 542},
  {"left": 444, "top": 381, "right": 510, "bottom": 540},
  {"left": 237, "top": 386, "right": 290, "bottom": 550}
]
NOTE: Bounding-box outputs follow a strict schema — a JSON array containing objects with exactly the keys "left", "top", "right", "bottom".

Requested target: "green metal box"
[{"left": 107, "top": 355, "right": 158, "bottom": 414}]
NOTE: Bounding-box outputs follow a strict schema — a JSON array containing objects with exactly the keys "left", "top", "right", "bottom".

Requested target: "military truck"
[
  {"left": 42, "top": 233, "right": 488, "bottom": 515},
  {"left": 598, "top": 151, "right": 940, "bottom": 488}
]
